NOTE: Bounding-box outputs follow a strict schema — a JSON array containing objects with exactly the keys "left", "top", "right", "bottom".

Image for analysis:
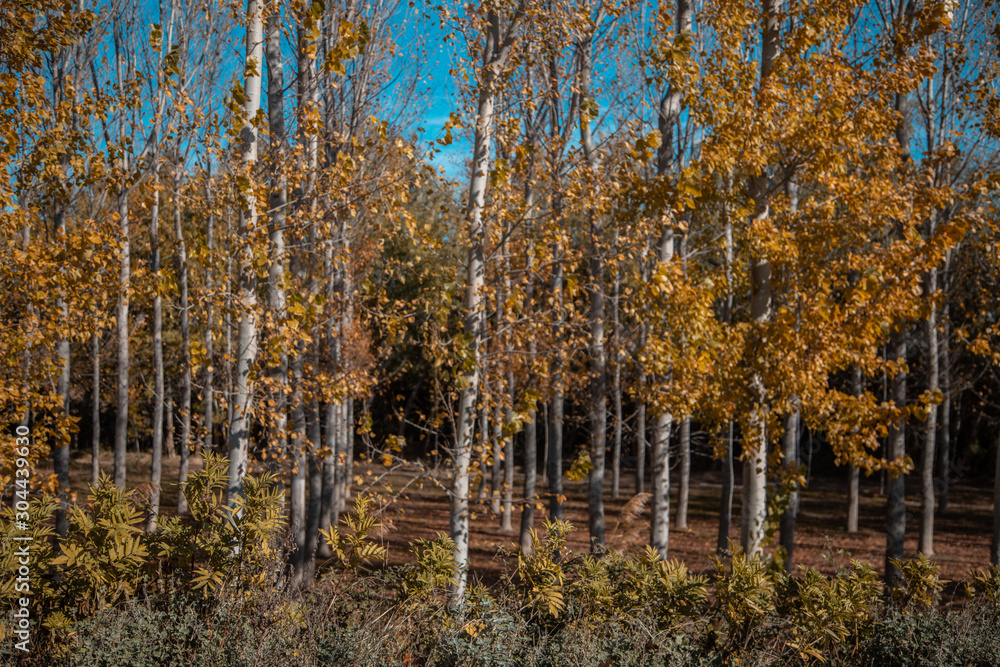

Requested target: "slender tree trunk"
[
  {"left": 266, "top": 7, "right": 289, "bottom": 501},
  {"left": 114, "top": 188, "right": 130, "bottom": 488},
  {"left": 650, "top": 412, "right": 672, "bottom": 559},
  {"left": 742, "top": 0, "right": 780, "bottom": 560},
  {"left": 718, "top": 177, "right": 735, "bottom": 554},
  {"left": 164, "top": 385, "right": 175, "bottom": 456},
  {"left": 520, "top": 411, "right": 537, "bottom": 553},
  {"left": 612, "top": 269, "right": 622, "bottom": 501},
  {"left": 289, "top": 354, "right": 307, "bottom": 587},
  {"left": 779, "top": 409, "right": 799, "bottom": 571},
  {"left": 477, "top": 385, "right": 489, "bottom": 501},
  {"left": 579, "top": 29, "right": 606, "bottom": 552},
  {"left": 148, "top": 169, "right": 164, "bottom": 529},
  {"left": 548, "top": 255, "right": 565, "bottom": 520},
  {"left": 203, "top": 173, "right": 215, "bottom": 460},
  {"left": 227, "top": 0, "right": 264, "bottom": 506},
  {"left": 848, "top": 367, "right": 863, "bottom": 533},
  {"left": 305, "top": 402, "right": 322, "bottom": 581},
  {"left": 636, "top": 401, "right": 646, "bottom": 494},
  {"left": 718, "top": 421, "right": 734, "bottom": 554},
  {"left": 54, "top": 212, "right": 70, "bottom": 537},
  {"left": 885, "top": 329, "right": 907, "bottom": 585},
  {"left": 500, "top": 247, "right": 514, "bottom": 534},
  {"left": 451, "top": 9, "right": 517, "bottom": 601},
  {"left": 492, "top": 388, "right": 503, "bottom": 515},
  {"left": 920, "top": 263, "right": 938, "bottom": 556},
  {"left": 939, "top": 307, "right": 951, "bottom": 515},
  {"left": 91, "top": 331, "right": 101, "bottom": 484},
  {"left": 676, "top": 416, "right": 690, "bottom": 530}
]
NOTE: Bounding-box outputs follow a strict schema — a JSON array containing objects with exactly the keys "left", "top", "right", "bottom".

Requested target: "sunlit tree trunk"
[
  {"left": 451, "top": 6, "right": 521, "bottom": 602},
  {"left": 651, "top": 412, "right": 672, "bottom": 559},
  {"left": 742, "top": 0, "right": 780, "bottom": 559},
  {"left": 227, "top": 0, "right": 264, "bottom": 506}
]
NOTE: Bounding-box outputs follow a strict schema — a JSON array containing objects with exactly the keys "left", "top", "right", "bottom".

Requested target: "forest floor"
[{"left": 50, "top": 448, "right": 995, "bottom": 606}]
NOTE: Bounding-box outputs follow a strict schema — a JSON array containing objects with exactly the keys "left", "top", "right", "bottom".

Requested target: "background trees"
[{"left": 2, "top": 0, "right": 999, "bottom": 608}]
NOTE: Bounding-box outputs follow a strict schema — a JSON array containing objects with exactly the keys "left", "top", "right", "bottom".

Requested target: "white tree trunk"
[
  {"left": 227, "top": 0, "right": 263, "bottom": 506},
  {"left": 650, "top": 411, "right": 672, "bottom": 559}
]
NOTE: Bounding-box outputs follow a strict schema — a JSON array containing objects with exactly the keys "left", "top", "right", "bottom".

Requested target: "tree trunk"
[
  {"left": 579, "top": 29, "right": 606, "bottom": 552},
  {"left": 779, "top": 409, "right": 799, "bottom": 571},
  {"left": 477, "top": 387, "right": 489, "bottom": 501},
  {"left": 718, "top": 421, "right": 734, "bottom": 554},
  {"left": 305, "top": 402, "right": 322, "bottom": 581},
  {"left": 920, "top": 263, "right": 938, "bottom": 556},
  {"left": 450, "top": 10, "right": 511, "bottom": 602},
  {"left": 227, "top": 0, "right": 264, "bottom": 506},
  {"left": 612, "top": 269, "right": 622, "bottom": 501},
  {"left": 54, "top": 213, "right": 70, "bottom": 537},
  {"left": 742, "top": 0, "right": 780, "bottom": 560},
  {"left": 847, "top": 367, "right": 862, "bottom": 533},
  {"left": 520, "top": 412, "right": 537, "bottom": 553},
  {"left": 885, "top": 329, "right": 907, "bottom": 585},
  {"left": 636, "top": 401, "right": 646, "bottom": 494},
  {"left": 266, "top": 7, "right": 289, "bottom": 499},
  {"left": 203, "top": 173, "right": 214, "bottom": 460},
  {"left": 114, "top": 188, "right": 130, "bottom": 489},
  {"left": 939, "top": 308, "right": 951, "bottom": 516},
  {"left": 650, "top": 411, "right": 672, "bottom": 559},
  {"left": 676, "top": 416, "right": 690, "bottom": 530},
  {"left": 148, "top": 164, "right": 164, "bottom": 526},
  {"left": 289, "top": 354, "right": 307, "bottom": 587},
  {"left": 91, "top": 331, "right": 101, "bottom": 484}
]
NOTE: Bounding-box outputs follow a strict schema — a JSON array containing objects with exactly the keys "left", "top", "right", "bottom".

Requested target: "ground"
[{"left": 47, "top": 448, "right": 995, "bottom": 604}]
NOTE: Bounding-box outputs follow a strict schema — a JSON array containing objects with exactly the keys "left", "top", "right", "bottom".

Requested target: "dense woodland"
[{"left": 4, "top": 0, "right": 1000, "bottom": 643}]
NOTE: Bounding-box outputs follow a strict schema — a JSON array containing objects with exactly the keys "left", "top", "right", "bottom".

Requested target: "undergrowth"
[{"left": 2, "top": 455, "right": 999, "bottom": 666}]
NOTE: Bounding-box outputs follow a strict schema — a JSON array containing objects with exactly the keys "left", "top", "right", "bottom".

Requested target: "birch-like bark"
[
  {"left": 579, "top": 26, "right": 606, "bottom": 551},
  {"left": 227, "top": 0, "right": 264, "bottom": 506},
  {"left": 742, "top": 0, "right": 781, "bottom": 558},
  {"left": 452, "top": 17, "right": 496, "bottom": 603},
  {"left": 650, "top": 412, "right": 672, "bottom": 559},
  {"left": 265, "top": 7, "right": 288, "bottom": 495},
  {"left": 450, "top": 6, "right": 523, "bottom": 603}
]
